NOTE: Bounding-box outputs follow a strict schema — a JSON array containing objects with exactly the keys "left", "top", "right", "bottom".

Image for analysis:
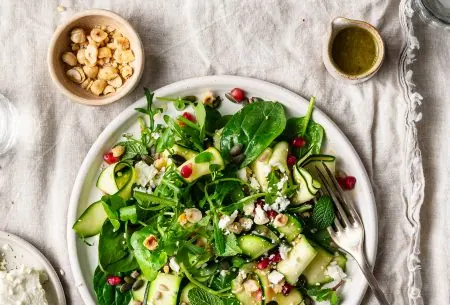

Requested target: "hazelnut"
[
  {"left": 243, "top": 279, "right": 259, "bottom": 293},
  {"left": 66, "top": 67, "right": 85, "bottom": 84},
  {"left": 143, "top": 234, "right": 158, "bottom": 251},
  {"left": 70, "top": 28, "right": 86, "bottom": 44},
  {"left": 90, "top": 28, "right": 108, "bottom": 42},
  {"left": 185, "top": 208, "right": 202, "bottom": 223},
  {"left": 178, "top": 213, "right": 188, "bottom": 225},
  {"left": 103, "top": 85, "right": 116, "bottom": 95},
  {"left": 82, "top": 65, "right": 99, "bottom": 79},
  {"left": 90, "top": 79, "right": 107, "bottom": 96},
  {"left": 98, "top": 66, "right": 119, "bottom": 81},
  {"left": 61, "top": 52, "right": 77, "bottom": 66},
  {"left": 154, "top": 157, "right": 167, "bottom": 170},
  {"left": 273, "top": 214, "right": 288, "bottom": 227},
  {"left": 85, "top": 44, "right": 98, "bottom": 66},
  {"left": 98, "top": 47, "right": 112, "bottom": 59},
  {"left": 120, "top": 65, "right": 133, "bottom": 79},
  {"left": 108, "top": 76, "right": 123, "bottom": 88},
  {"left": 227, "top": 222, "right": 243, "bottom": 234},
  {"left": 76, "top": 49, "right": 86, "bottom": 65}
]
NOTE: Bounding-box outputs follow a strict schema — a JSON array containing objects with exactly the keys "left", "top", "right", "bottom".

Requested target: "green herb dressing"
[{"left": 331, "top": 27, "right": 377, "bottom": 76}]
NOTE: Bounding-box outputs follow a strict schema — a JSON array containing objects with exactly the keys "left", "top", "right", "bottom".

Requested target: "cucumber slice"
[
  {"left": 277, "top": 235, "right": 318, "bottom": 284},
  {"left": 333, "top": 253, "right": 347, "bottom": 270},
  {"left": 299, "top": 154, "right": 336, "bottom": 167},
  {"left": 132, "top": 276, "right": 149, "bottom": 302},
  {"left": 238, "top": 235, "right": 277, "bottom": 259},
  {"left": 297, "top": 168, "right": 320, "bottom": 194},
  {"left": 179, "top": 282, "right": 196, "bottom": 304},
  {"left": 73, "top": 200, "right": 107, "bottom": 238},
  {"left": 292, "top": 166, "right": 319, "bottom": 205},
  {"left": 147, "top": 273, "right": 181, "bottom": 305},
  {"left": 302, "top": 245, "right": 334, "bottom": 286},
  {"left": 268, "top": 141, "right": 290, "bottom": 174},
  {"left": 96, "top": 162, "right": 135, "bottom": 200},
  {"left": 251, "top": 147, "right": 273, "bottom": 192},
  {"left": 254, "top": 225, "right": 280, "bottom": 243},
  {"left": 273, "top": 214, "right": 303, "bottom": 242},
  {"left": 162, "top": 144, "right": 198, "bottom": 161},
  {"left": 178, "top": 147, "right": 224, "bottom": 183},
  {"left": 275, "top": 288, "right": 304, "bottom": 305},
  {"left": 254, "top": 269, "right": 303, "bottom": 305}
]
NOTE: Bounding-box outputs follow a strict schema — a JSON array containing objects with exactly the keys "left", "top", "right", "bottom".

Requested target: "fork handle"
[{"left": 354, "top": 252, "right": 390, "bottom": 305}]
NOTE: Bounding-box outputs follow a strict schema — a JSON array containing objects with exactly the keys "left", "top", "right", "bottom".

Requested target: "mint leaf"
[
  {"left": 213, "top": 214, "right": 226, "bottom": 255},
  {"left": 221, "top": 233, "right": 242, "bottom": 256},
  {"left": 188, "top": 287, "right": 224, "bottom": 305},
  {"left": 312, "top": 195, "right": 335, "bottom": 229}
]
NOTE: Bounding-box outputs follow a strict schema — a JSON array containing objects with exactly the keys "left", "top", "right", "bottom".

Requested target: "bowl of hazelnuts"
[{"left": 47, "top": 9, "right": 144, "bottom": 106}]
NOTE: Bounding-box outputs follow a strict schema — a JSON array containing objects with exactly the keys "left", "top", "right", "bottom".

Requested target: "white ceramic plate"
[
  {"left": 0, "top": 231, "right": 66, "bottom": 305},
  {"left": 68, "top": 75, "right": 377, "bottom": 305}
]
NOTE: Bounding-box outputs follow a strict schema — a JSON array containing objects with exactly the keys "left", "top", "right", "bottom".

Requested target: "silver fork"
[{"left": 315, "top": 162, "right": 390, "bottom": 305}]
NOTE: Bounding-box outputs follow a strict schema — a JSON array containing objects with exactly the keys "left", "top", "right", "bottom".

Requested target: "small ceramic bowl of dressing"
[{"left": 323, "top": 17, "right": 385, "bottom": 84}]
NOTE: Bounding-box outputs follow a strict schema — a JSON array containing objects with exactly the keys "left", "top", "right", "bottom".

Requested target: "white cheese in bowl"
[{"left": 0, "top": 264, "right": 49, "bottom": 305}]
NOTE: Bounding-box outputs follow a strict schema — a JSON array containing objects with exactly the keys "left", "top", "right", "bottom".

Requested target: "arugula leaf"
[
  {"left": 312, "top": 195, "right": 335, "bottom": 229},
  {"left": 307, "top": 287, "right": 342, "bottom": 305},
  {"left": 136, "top": 88, "right": 156, "bottom": 131},
  {"left": 221, "top": 101, "right": 287, "bottom": 167},
  {"left": 156, "top": 127, "right": 175, "bottom": 153},
  {"left": 157, "top": 95, "right": 197, "bottom": 110},
  {"left": 188, "top": 287, "right": 224, "bottom": 305},
  {"left": 93, "top": 266, "right": 132, "bottom": 305},
  {"left": 195, "top": 151, "right": 213, "bottom": 163},
  {"left": 221, "top": 233, "right": 242, "bottom": 256}
]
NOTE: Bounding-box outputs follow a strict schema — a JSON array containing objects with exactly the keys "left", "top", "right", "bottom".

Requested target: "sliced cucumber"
[
  {"left": 254, "top": 269, "right": 303, "bottom": 305},
  {"left": 333, "top": 252, "right": 347, "bottom": 270},
  {"left": 132, "top": 276, "right": 149, "bottom": 302},
  {"left": 273, "top": 214, "right": 303, "bottom": 242},
  {"left": 254, "top": 225, "right": 280, "bottom": 243},
  {"left": 277, "top": 235, "right": 317, "bottom": 284},
  {"left": 292, "top": 166, "right": 319, "bottom": 204},
  {"left": 96, "top": 162, "right": 135, "bottom": 200},
  {"left": 178, "top": 147, "right": 224, "bottom": 183},
  {"left": 73, "top": 201, "right": 107, "bottom": 238},
  {"left": 163, "top": 144, "right": 198, "bottom": 161},
  {"left": 251, "top": 147, "right": 273, "bottom": 191},
  {"left": 179, "top": 282, "right": 196, "bottom": 305},
  {"left": 147, "top": 273, "right": 181, "bottom": 305},
  {"left": 275, "top": 288, "right": 304, "bottom": 305},
  {"left": 239, "top": 235, "right": 276, "bottom": 259},
  {"left": 297, "top": 167, "right": 320, "bottom": 194},
  {"left": 268, "top": 141, "right": 290, "bottom": 174},
  {"left": 302, "top": 245, "right": 334, "bottom": 286}
]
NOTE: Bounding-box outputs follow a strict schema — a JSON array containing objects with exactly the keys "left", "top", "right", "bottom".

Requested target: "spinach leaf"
[
  {"left": 188, "top": 287, "right": 224, "bottom": 305},
  {"left": 130, "top": 226, "right": 168, "bottom": 281},
  {"left": 98, "top": 221, "right": 138, "bottom": 274},
  {"left": 101, "top": 195, "right": 126, "bottom": 231},
  {"left": 93, "top": 266, "right": 132, "bottom": 305},
  {"left": 204, "top": 107, "right": 223, "bottom": 134},
  {"left": 220, "top": 101, "right": 286, "bottom": 167}
]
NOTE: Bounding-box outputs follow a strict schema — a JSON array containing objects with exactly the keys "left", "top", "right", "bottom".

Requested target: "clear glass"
[
  {"left": 0, "top": 93, "right": 17, "bottom": 155},
  {"left": 415, "top": 0, "right": 450, "bottom": 28}
]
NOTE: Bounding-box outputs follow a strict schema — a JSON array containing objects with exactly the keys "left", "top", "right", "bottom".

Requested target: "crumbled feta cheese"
[
  {"left": 324, "top": 261, "right": 347, "bottom": 288},
  {"left": 169, "top": 257, "right": 180, "bottom": 273},
  {"left": 239, "top": 218, "right": 253, "bottom": 230},
  {"left": 249, "top": 176, "right": 260, "bottom": 190},
  {"left": 134, "top": 161, "right": 159, "bottom": 187},
  {"left": 254, "top": 206, "right": 269, "bottom": 225},
  {"left": 133, "top": 186, "right": 153, "bottom": 194},
  {"left": 220, "top": 270, "right": 228, "bottom": 277},
  {"left": 243, "top": 202, "right": 255, "bottom": 216},
  {"left": 261, "top": 165, "right": 272, "bottom": 177},
  {"left": 151, "top": 132, "right": 160, "bottom": 140},
  {"left": 272, "top": 196, "right": 290, "bottom": 212},
  {"left": 279, "top": 244, "right": 291, "bottom": 260},
  {"left": 218, "top": 211, "right": 238, "bottom": 230},
  {"left": 268, "top": 270, "right": 285, "bottom": 285},
  {"left": 276, "top": 175, "right": 288, "bottom": 190},
  {"left": 238, "top": 269, "right": 248, "bottom": 281},
  {"left": 263, "top": 204, "right": 270, "bottom": 211}
]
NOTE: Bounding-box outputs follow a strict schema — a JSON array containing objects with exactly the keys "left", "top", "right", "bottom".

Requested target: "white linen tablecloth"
[{"left": 1, "top": 0, "right": 446, "bottom": 304}]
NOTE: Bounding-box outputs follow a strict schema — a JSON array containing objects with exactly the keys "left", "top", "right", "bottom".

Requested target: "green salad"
[{"left": 73, "top": 87, "right": 355, "bottom": 305}]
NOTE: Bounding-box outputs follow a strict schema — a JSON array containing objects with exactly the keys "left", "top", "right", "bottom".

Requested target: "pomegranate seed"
[
  {"left": 103, "top": 152, "right": 119, "bottom": 164},
  {"left": 180, "top": 164, "right": 193, "bottom": 178},
  {"left": 253, "top": 289, "right": 263, "bottom": 301},
  {"left": 287, "top": 155, "right": 297, "bottom": 167},
  {"left": 292, "top": 137, "right": 306, "bottom": 148},
  {"left": 269, "top": 252, "right": 282, "bottom": 264},
  {"left": 337, "top": 175, "right": 356, "bottom": 190},
  {"left": 230, "top": 88, "right": 246, "bottom": 102},
  {"left": 267, "top": 210, "right": 278, "bottom": 220},
  {"left": 281, "top": 283, "right": 293, "bottom": 296},
  {"left": 256, "top": 257, "right": 270, "bottom": 270},
  {"left": 106, "top": 275, "right": 122, "bottom": 286},
  {"left": 182, "top": 112, "right": 196, "bottom": 122}
]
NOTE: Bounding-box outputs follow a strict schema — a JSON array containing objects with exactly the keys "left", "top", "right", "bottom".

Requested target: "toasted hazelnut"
[
  {"left": 239, "top": 217, "right": 254, "bottom": 231},
  {"left": 202, "top": 91, "right": 219, "bottom": 108},
  {"left": 115, "top": 35, "right": 130, "bottom": 49},
  {"left": 143, "top": 234, "right": 158, "bottom": 251},
  {"left": 80, "top": 78, "right": 91, "bottom": 89},
  {"left": 66, "top": 67, "right": 85, "bottom": 84},
  {"left": 91, "top": 28, "right": 108, "bottom": 42},
  {"left": 98, "top": 66, "right": 119, "bottom": 81},
  {"left": 163, "top": 265, "right": 170, "bottom": 273},
  {"left": 71, "top": 43, "right": 80, "bottom": 51},
  {"left": 107, "top": 42, "right": 117, "bottom": 50},
  {"left": 120, "top": 65, "right": 133, "bottom": 79},
  {"left": 85, "top": 44, "right": 98, "bottom": 66},
  {"left": 98, "top": 47, "right": 112, "bottom": 58},
  {"left": 108, "top": 76, "right": 123, "bottom": 88},
  {"left": 106, "top": 25, "right": 116, "bottom": 33},
  {"left": 273, "top": 213, "right": 288, "bottom": 227},
  {"left": 76, "top": 49, "right": 86, "bottom": 65},
  {"left": 243, "top": 279, "right": 259, "bottom": 293},
  {"left": 178, "top": 213, "right": 188, "bottom": 225},
  {"left": 62, "top": 52, "right": 77, "bottom": 66},
  {"left": 82, "top": 65, "right": 99, "bottom": 79},
  {"left": 90, "top": 79, "right": 107, "bottom": 96},
  {"left": 103, "top": 85, "right": 115, "bottom": 95},
  {"left": 70, "top": 28, "right": 86, "bottom": 44},
  {"left": 112, "top": 145, "right": 125, "bottom": 157},
  {"left": 114, "top": 49, "right": 135, "bottom": 64},
  {"left": 227, "top": 222, "right": 243, "bottom": 234},
  {"left": 185, "top": 208, "right": 202, "bottom": 223}
]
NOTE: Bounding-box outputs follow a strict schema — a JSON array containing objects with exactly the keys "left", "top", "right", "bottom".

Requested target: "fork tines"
[{"left": 314, "top": 162, "right": 362, "bottom": 230}]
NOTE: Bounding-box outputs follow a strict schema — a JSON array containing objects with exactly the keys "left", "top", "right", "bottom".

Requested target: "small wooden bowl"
[{"left": 47, "top": 9, "right": 144, "bottom": 106}]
